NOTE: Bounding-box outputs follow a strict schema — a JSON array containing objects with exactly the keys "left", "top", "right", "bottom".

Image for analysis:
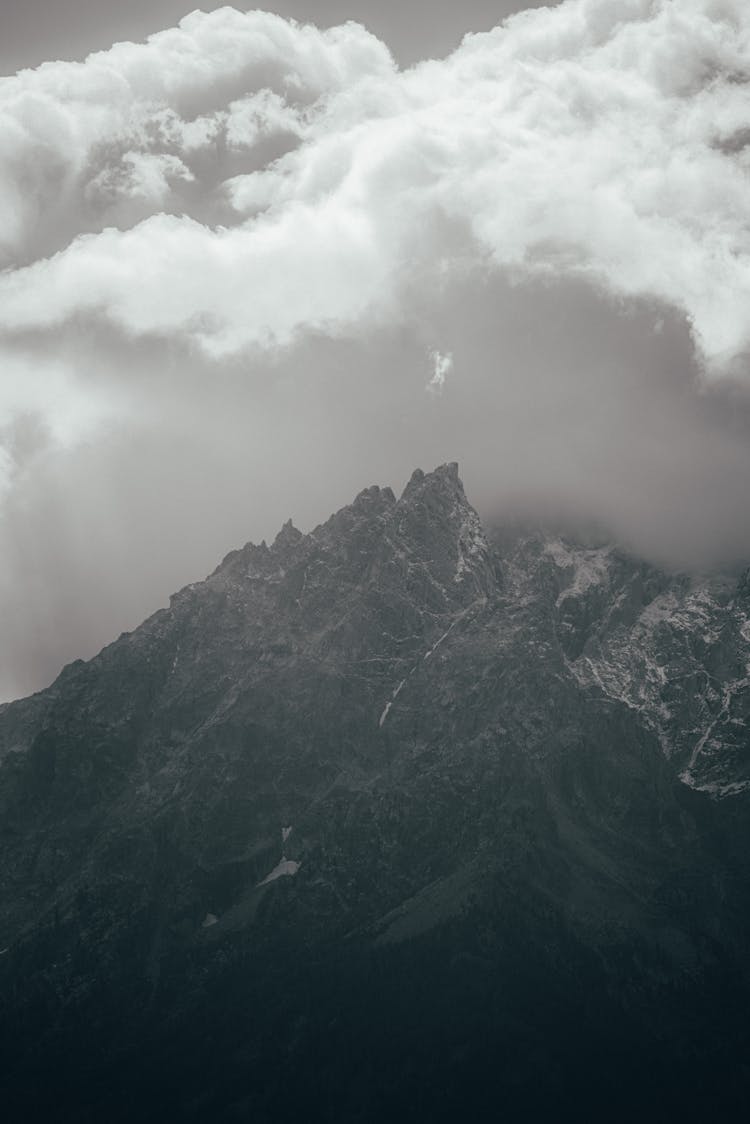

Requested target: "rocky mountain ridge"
[{"left": 1, "top": 463, "right": 749, "bottom": 1122}]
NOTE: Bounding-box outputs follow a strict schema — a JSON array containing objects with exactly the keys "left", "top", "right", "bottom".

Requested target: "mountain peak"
[
  {"left": 351, "top": 483, "right": 397, "bottom": 512},
  {"left": 272, "top": 518, "right": 302, "bottom": 553},
  {"left": 401, "top": 461, "right": 462, "bottom": 502},
  {"left": 391, "top": 462, "right": 495, "bottom": 600}
]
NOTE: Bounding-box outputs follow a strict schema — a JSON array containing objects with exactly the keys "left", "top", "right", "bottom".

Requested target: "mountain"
[{"left": 1, "top": 464, "right": 749, "bottom": 1122}]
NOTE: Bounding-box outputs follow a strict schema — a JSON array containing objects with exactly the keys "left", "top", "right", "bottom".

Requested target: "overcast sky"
[{"left": 2, "top": 0, "right": 750, "bottom": 701}]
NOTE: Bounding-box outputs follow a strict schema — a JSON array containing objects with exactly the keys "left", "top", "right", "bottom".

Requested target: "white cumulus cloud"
[{"left": 0, "top": 1, "right": 748, "bottom": 373}]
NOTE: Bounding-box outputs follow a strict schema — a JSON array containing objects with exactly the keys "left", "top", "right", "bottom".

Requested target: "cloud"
[
  {"left": 0, "top": 8, "right": 393, "bottom": 264},
  {"left": 427, "top": 350, "right": 453, "bottom": 393},
  {"left": 0, "top": 347, "right": 127, "bottom": 493},
  {"left": 1, "top": 2, "right": 750, "bottom": 372},
  {"left": 2, "top": 2, "right": 750, "bottom": 700},
  {"left": 85, "top": 150, "right": 194, "bottom": 213}
]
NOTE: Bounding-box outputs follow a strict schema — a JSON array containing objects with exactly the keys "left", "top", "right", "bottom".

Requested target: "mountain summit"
[{"left": 1, "top": 466, "right": 749, "bottom": 1122}]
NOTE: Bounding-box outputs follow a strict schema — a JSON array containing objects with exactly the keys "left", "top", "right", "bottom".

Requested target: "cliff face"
[{"left": 1, "top": 465, "right": 749, "bottom": 1122}]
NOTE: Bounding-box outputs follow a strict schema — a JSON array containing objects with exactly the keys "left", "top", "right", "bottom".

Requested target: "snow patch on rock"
[{"left": 258, "top": 858, "right": 300, "bottom": 886}]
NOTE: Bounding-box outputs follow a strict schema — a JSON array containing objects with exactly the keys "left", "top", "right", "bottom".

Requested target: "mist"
[{"left": 3, "top": 267, "right": 750, "bottom": 701}]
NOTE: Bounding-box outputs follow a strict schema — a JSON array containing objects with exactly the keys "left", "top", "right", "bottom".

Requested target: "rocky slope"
[{"left": 0, "top": 464, "right": 749, "bottom": 1122}]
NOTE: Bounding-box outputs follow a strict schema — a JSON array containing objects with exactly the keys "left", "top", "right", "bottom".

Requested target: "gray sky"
[
  {"left": 0, "top": 1, "right": 554, "bottom": 72},
  {"left": 1, "top": 0, "right": 750, "bottom": 701}
]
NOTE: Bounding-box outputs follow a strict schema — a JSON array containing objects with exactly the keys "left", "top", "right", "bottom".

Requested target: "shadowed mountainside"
[{"left": 1, "top": 464, "right": 749, "bottom": 1121}]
